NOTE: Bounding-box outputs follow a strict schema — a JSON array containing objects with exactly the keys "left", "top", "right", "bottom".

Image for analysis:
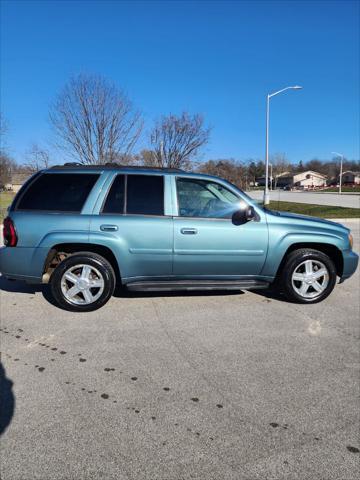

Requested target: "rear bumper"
[
  {"left": 0, "top": 246, "right": 44, "bottom": 283},
  {"left": 340, "top": 250, "right": 359, "bottom": 282}
]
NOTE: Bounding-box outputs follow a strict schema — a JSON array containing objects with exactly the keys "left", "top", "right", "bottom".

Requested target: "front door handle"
[
  {"left": 180, "top": 228, "right": 198, "bottom": 235},
  {"left": 100, "top": 224, "right": 118, "bottom": 232}
]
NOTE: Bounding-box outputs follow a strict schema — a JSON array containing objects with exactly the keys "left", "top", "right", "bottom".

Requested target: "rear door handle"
[
  {"left": 100, "top": 224, "right": 118, "bottom": 232},
  {"left": 180, "top": 228, "right": 198, "bottom": 235}
]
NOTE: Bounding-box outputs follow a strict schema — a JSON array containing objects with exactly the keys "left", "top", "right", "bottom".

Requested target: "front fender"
[{"left": 261, "top": 228, "right": 348, "bottom": 278}]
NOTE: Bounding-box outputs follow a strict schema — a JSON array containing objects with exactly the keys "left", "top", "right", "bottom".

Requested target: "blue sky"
[{"left": 1, "top": 0, "right": 359, "bottom": 164}]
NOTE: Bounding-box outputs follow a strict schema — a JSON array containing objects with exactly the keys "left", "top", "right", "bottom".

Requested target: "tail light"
[{"left": 3, "top": 217, "right": 18, "bottom": 247}]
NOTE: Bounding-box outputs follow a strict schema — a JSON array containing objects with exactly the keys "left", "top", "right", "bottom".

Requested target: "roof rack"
[{"left": 49, "top": 163, "right": 185, "bottom": 173}]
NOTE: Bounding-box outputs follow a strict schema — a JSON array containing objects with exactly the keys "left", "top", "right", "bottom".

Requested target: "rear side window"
[
  {"left": 102, "top": 175, "right": 125, "bottom": 214},
  {"left": 16, "top": 173, "right": 99, "bottom": 212},
  {"left": 127, "top": 175, "right": 164, "bottom": 215},
  {"left": 103, "top": 174, "right": 164, "bottom": 216}
]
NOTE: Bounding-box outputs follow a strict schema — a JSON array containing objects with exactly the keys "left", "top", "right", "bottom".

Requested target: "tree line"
[
  {"left": 1, "top": 73, "right": 359, "bottom": 189},
  {"left": 197, "top": 157, "right": 360, "bottom": 190}
]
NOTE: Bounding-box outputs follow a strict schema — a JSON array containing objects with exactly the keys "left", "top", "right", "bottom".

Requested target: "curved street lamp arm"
[{"left": 269, "top": 85, "right": 302, "bottom": 98}]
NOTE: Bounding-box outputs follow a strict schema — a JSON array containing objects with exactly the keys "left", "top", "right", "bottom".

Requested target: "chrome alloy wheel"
[
  {"left": 60, "top": 264, "right": 105, "bottom": 305},
  {"left": 291, "top": 259, "right": 329, "bottom": 299}
]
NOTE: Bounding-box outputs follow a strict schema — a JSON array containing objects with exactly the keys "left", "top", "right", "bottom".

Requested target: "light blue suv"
[{"left": 0, "top": 164, "right": 358, "bottom": 311}]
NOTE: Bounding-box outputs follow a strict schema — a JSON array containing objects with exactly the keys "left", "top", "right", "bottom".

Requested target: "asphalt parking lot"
[{"left": 1, "top": 220, "right": 359, "bottom": 480}]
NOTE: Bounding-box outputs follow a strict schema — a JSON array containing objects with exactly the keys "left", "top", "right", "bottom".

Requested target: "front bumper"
[{"left": 340, "top": 249, "right": 359, "bottom": 282}]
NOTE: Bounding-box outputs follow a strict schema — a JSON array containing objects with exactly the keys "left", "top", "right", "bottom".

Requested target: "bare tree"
[
  {"left": 150, "top": 112, "right": 210, "bottom": 169},
  {"left": 271, "top": 153, "right": 291, "bottom": 188},
  {"left": 0, "top": 154, "right": 17, "bottom": 187},
  {"left": 49, "top": 74, "right": 143, "bottom": 164},
  {"left": 198, "top": 159, "right": 248, "bottom": 189},
  {"left": 0, "top": 114, "right": 15, "bottom": 187},
  {"left": 134, "top": 149, "right": 158, "bottom": 167},
  {"left": 24, "top": 143, "right": 51, "bottom": 172}
]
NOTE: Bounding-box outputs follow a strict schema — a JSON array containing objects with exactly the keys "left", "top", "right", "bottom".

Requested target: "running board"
[{"left": 126, "top": 279, "right": 270, "bottom": 292}]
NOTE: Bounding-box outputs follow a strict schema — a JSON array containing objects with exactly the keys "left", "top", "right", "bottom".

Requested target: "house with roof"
[
  {"left": 292, "top": 170, "right": 327, "bottom": 189},
  {"left": 5, "top": 172, "right": 31, "bottom": 192},
  {"left": 256, "top": 170, "right": 327, "bottom": 189},
  {"left": 338, "top": 171, "right": 360, "bottom": 185}
]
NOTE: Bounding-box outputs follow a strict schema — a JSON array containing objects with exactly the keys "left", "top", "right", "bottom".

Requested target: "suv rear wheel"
[
  {"left": 280, "top": 248, "right": 337, "bottom": 304},
  {"left": 50, "top": 252, "right": 116, "bottom": 312}
]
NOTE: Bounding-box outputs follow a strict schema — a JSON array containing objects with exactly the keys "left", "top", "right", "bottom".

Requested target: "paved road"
[
  {"left": 1, "top": 221, "right": 359, "bottom": 480},
  {"left": 247, "top": 190, "right": 360, "bottom": 208}
]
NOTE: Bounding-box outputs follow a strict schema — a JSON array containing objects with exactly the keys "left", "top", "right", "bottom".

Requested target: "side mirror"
[{"left": 232, "top": 205, "right": 256, "bottom": 225}]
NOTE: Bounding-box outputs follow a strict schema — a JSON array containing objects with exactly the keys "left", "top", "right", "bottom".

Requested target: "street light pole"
[
  {"left": 264, "top": 85, "right": 302, "bottom": 205},
  {"left": 340, "top": 154, "right": 344, "bottom": 194},
  {"left": 332, "top": 151, "right": 344, "bottom": 194},
  {"left": 264, "top": 94, "right": 270, "bottom": 204}
]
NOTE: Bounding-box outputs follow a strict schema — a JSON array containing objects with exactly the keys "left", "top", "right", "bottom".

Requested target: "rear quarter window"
[
  {"left": 15, "top": 173, "right": 99, "bottom": 212},
  {"left": 102, "top": 174, "right": 164, "bottom": 216}
]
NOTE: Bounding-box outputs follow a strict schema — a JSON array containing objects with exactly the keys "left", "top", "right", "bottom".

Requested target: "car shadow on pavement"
[
  {"left": 0, "top": 277, "right": 245, "bottom": 308},
  {"left": 0, "top": 363, "right": 15, "bottom": 436},
  {"left": 0, "top": 276, "right": 287, "bottom": 305},
  {"left": 114, "top": 286, "right": 244, "bottom": 299},
  {"left": 0, "top": 277, "right": 244, "bottom": 309},
  {"left": 114, "top": 284, "right": 289, "bottom": 301},
  {"left": 0, "top": 277, "right": 58, "bottom": 308},
  {"left": 0, "top": 276, "right": 44, "bottom": 295},
  {"left": 250, "top": 287, "right": 289, "bottom": 303}
]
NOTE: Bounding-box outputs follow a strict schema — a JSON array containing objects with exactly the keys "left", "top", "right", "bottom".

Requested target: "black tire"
[
  {"left": 280, "top": 248, "right": 337, "bottom": 304},
  {"left": 50, "top": 252, "right": 116, "bottom": 312}
]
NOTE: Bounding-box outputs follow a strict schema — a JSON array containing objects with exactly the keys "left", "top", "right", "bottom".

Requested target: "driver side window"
[{"left": 176, "top": 177, "right": 240, "bottom": 219}]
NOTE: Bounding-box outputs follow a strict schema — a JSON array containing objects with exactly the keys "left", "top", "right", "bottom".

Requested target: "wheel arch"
[
  {"left": 275, "top": 242, "right": 343, "bottom": 279},
  {"left": 43, "top": 243, "right": 121, "bottom": 285}
]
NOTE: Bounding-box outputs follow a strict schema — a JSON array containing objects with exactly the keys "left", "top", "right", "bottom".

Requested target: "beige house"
[
  {"left": 257, "top": 170, "right": 327, "bottom": 189},
  {"left": 270, "top": 170, "right": 327, "bottom": 189},
  {"left": 293, "top": 170, "right": 327, "bottom": 189}
]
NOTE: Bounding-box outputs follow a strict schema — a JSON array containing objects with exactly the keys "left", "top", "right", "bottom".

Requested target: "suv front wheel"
[
  {"left": 280, "top": 248, "right": 337, "bottom": 304},
  {"left": 50, "top": 252, "right": 116, "bottom": 312}
]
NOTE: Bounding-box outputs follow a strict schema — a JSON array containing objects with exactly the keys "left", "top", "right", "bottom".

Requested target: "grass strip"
[{"left": 268, "top": 201, "right": 360, "bottom": 218}]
